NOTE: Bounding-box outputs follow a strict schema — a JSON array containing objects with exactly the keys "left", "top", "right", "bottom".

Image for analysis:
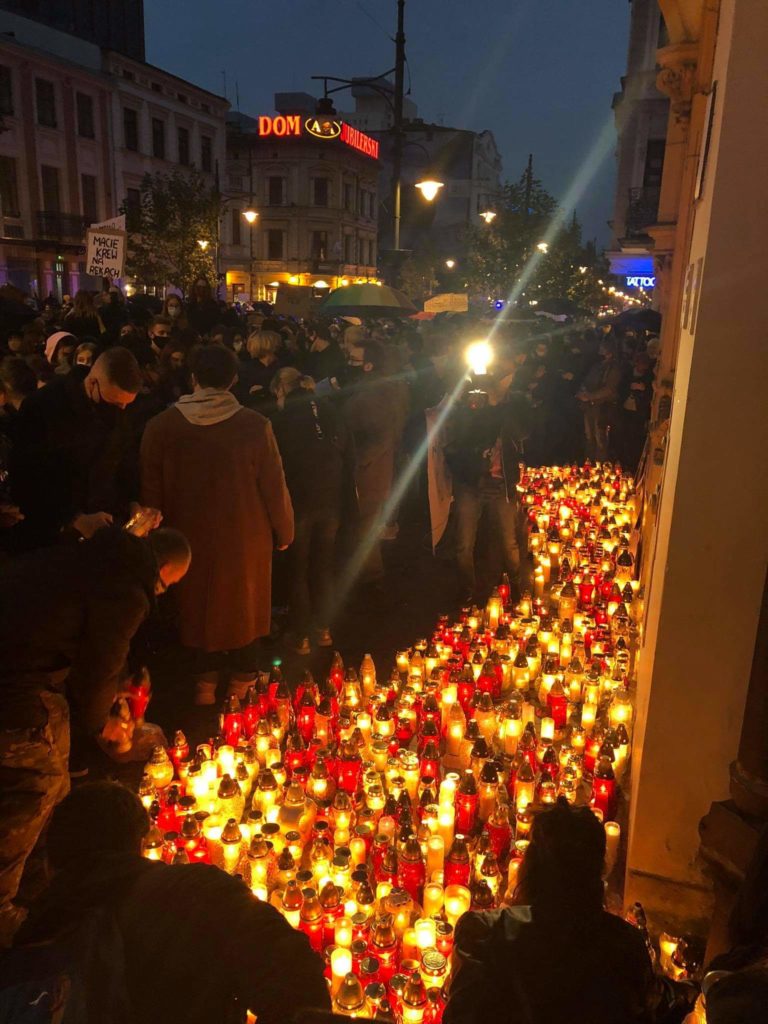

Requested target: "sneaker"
[
  {"left": 194, "top": 681, "right": 218, "bottom": 706},
  {"left": 295, "top": 636, "right": 311, "bottom": 656},
  {"left": 316, "top": 628, "right": 333, "bottom": 648}
]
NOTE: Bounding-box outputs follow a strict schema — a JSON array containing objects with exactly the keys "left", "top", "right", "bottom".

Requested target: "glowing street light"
[
  {"left": 415, "top": 178, "right": 444, "bottom": 202},
  {"left": 197, "top": 239, "right": 210, "bottom": 251},
  {"left": 243, "top": 208, "right": 258, "bottom": 224},
  {"left": 445, "top": 259, "right": 456, "bottom": 270},
  {"left": 536, "top": 241, "right": 549, "bottom": 253},
  {"left": 480, "top": 210, "right": 497, "bottom": 224}
]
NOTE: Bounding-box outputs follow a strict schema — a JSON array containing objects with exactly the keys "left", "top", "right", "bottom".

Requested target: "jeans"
[
  {"left": 583, "top": 404, "right": 614, "bottom": 462},
  {"left": 0, "top": 690, "right": 70, "bottom": 945},
  {"left": 454, "top": 478, "right": 521, "bottom": 598},
  {"left": 291, "top": 509, "right": 339, "bottom": 635}
]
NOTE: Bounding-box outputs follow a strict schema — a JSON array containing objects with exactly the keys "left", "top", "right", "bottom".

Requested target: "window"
[
  {"left": 177, "top": 93, "right": 187, "bottom": 104},
  {"left": 123, "top": 107, "right": 139, "bottom": 151},
  {"left": 201, "top": 135, "right": 212, "bottom": 173},
  {"left": 40, "top": 165, "right": 60, "bottom": 212},
  {"left": 0, "top": 156, "right": 20, "bottom": 217},
  {"left": 35, "top": 78, "right": 56, "bottom": 128},
  {"left": 122, "top": 69, "right": 135, "bottom": 81},
  {"left": 151, "top": 82, "right": 162, "bottom": 93},
  {"left": 368, "top": 193, "right": 375, "bottom": 218},
  {"left": 360, "top": 238, "right": 368, "bottom": 266},
  {"left": 0, "top": 66, "right": 13, "bottom": 116},
  {"left": 344, "top": 183, "right": 353, "bottom": 212},
  {"left": 358, "top": 190, "right": 366, "bottom": 216},
  {"left": 268, "top": 176, "right": 284, "bottom": 206},
  {"left": 177, "top": 126, "right": 190, "bottom": 165},
  {"left": 267, "top": 229, "right": 284, "bottom": 261},
  {"left": 231, "top": 207, "right": 241, "bottom": 246},
  {"left": 312, "top": 177, "right": 329, "bottom": 207},
  {"left": 201, "top": 102, "right": 210, "bottom": 113},
  {"left": 310, "top": 230, "right": 327, "bottom": 260},
  {"left": 643, "top": 139, "right": 666, "bottom": 188},
  {"left": 76, "top": 92, "right": 95, "bottom": 138},
  {"left": 344, "top": 234, "right": 355, "bottom": 264},
  {"left": 125, "top": 187, "right": 141, "bottom": 230},
  {"left": 152, "top": 117, "right": 165, "bottom": 159},
  {"left": 81, "top": 174, "right": 98, "bottom": 222}
]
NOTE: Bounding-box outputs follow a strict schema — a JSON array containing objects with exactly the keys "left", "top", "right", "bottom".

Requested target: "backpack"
[{"left": 0, "top": 907, "right": 132, "bottom": 1024}]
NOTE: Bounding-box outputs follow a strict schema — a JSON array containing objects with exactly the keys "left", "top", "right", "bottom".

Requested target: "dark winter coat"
[
  {"left": 445, "top": 905, "right": 658, "bottom": 1024},
  {"left": 270, "top": 391, "right": 350, "bottom": 517},
  {"left": 443, "top": 392, "right": 529, "bottom": 500},
  {"left": 10, "top": 374, "right": 136, "bottom": 548},
  {"left": 10, "top": 855, "right": 330, "bottom": 1024},
  {"left": 300, "top": 340, "right": 346, "bottom": 385},
  {"left": 341, "top": 374, "right": 402, "bottom": 517},
  {"left": 0, "top": 528, "right": 156, "bottom": 731}
]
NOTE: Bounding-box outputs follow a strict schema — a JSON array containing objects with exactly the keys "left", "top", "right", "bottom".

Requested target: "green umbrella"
[{"left": 320, "top": 283, "right": 417, "bottom": 318}]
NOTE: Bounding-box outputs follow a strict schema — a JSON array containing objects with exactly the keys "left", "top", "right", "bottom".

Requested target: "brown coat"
[{"left": 140, "top": 406, "right": 293, "bottom": 651}]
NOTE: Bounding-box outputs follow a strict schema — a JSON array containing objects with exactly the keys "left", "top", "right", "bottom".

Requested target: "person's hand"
[
  {"left": 276, "top": 543, "right": 290, "bottom": 551},
  {"left": 249, "top": 384, "right": 264, "bottom": 394},
  {"left": 72, "top": 511, "right": 113, "bottom": 538},
  {"left": 0, "top": 504, "right": 24, "bottom": 529},
  {"left": 126, "top": 503, "right": 163, "bottom": 536},
  {"left": 562, "top": 371, "right": 574, "bottom": 381}
]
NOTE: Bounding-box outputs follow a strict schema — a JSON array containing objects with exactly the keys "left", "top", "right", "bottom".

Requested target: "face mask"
[{"left": 168, "top": 306, "right": 181, "bottom": 319}]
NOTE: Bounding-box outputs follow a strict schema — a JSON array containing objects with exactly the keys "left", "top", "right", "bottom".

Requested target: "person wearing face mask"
[
  {"left": 234, "top": 330, "right": 281, "bottom": 408},
  {"left": 162, "top": 295, "right": 188, "bottom": 337},
  {"left": 0, "top": 526, "right": 190, "bottom": 945},
  {"left": 186, "top": 278, "right": 221, "bottom": 338},
  {"left": 146, "top": 316, "right": 173, "bottom": 359},
  {"left": 9, "top": 348, "right": 156, "bottom": 550}
]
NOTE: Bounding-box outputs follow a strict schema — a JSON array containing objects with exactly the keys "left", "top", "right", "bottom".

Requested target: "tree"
[
  {"left": 398, "top": 248, "right": 441, "bottom": 303},
  {"left": 122, "top": 169, "right": 221, "bottom": 294},
  {"left": 465, "top": 163, "right": 608, "bottom": 314}
]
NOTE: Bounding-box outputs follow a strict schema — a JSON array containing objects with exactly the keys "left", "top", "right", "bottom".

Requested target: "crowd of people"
[{"left": 0, "top": 280, "right": 701, "bottom": 1022}]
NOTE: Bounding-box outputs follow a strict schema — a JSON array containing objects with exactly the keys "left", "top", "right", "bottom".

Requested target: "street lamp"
[
  {"left": 445, "top": 259, "right": 456, "bottom": 269},
  {"left": 415, "top": 178, "right": 444, "bottom": 202},
  {"left": 480, "top": 210, "right": 497, "bottom": 224},
  {"left": 536, "top": 241, "right": 548, "bottom": 253},
  {"left": 243, "top": 208, "right": 258, "bottom": 224},
  {"left": 197, "top": 239, "right": 210, "bottom": 251}
]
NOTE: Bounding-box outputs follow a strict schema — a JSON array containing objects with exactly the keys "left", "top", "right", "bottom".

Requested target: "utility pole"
[
  {"left": 524, "top": 153, "right": 533, "bottom": 217},
  {"left": 391, "top": 0, "right": 406, "bottom": 253}
]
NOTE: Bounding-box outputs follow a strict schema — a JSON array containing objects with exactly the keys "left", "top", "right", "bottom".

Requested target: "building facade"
[
  {"left": 0, "top": 0, "right": 145, "bottom": 61},
  {"left": 607, "top": 0, "right": 670, "bottom": 296},
  {"left": 0, "top": 10, "right": 226, "bottom": 298},
  {"left": 220, "top": 99, "right": 379, "bottom": 303}
]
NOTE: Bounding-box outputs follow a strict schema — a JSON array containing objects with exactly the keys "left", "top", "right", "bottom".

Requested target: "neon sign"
[
  {"left": 256, "top": 115, "right": 379, "bottom": 159},
  {"left": 626, "top": 275, "right": 655, "bottom": 288}
]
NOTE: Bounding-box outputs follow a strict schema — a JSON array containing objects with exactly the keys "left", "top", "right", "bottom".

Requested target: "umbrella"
[
  {"left": 613, "top": 308, "right": 661, "bottom": 332},
  {"left": 320, "top": 283, "right": 417, "bottom": 318}
]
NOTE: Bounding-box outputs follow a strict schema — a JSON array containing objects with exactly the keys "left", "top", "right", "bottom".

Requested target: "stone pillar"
[{"left": 625, "top": 0, "right": 768, "bottom": 938}]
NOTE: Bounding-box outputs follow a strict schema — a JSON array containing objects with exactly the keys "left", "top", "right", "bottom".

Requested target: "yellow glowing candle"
[
  {"left": 376, "top": 881, "right": 392, "bottom": 904},
  {"left": 415, "top": 917, "right": 437, "bottom": 951},
  {"left": 423, "top": 882, "right": 444, "bottom": 917},
  {"left": 251, "top": 883, "right": 268, "bottom": 901},
  {"left": 443, "top": 884, "right": 471, "bottom": 927},
  {"left": 334, "top": 828, "right": 350, "bottom": 849},
  {"left": 402, "top": 927, "right": 418, "bottom": 961},
  {"left": 437, "top": 805, "right": 454, "bottom": 849},
  {"left": 540, "top": 717, "right": 555, "bottom": 743},
  {"left": 335, "top": 916, "right": 353, "bottom": 948},
  {"left": 581, "top": 703, "right": 597, "bottom": 732},
  {"left": 216, "top": 744, "right": 236, "bottom": 776},
  {"left": 349, "top": 836, "right": 367, "bottom": 866},
  {"left": 604, "top": 821, "right": 620, "bottom": 877},
  {"left": 426, "top": 834, "right": 444, "bottom": 877},
  {"left": 331, "top": 947, "right": 353, "bottom": 995}
]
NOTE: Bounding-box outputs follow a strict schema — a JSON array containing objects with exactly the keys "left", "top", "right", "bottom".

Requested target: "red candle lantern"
[
  {"left": 296, "top": 691, "right": 316, "bottom": 744},
  {"left": 221, "top": 695, "right": 244, "bottom": 747},
  {"left": 444, "top": 835, "right": 471, "bottom": 887},
  {"left": 126, "top": 668, "right": 151, "bottom": 723},
  {"left": 397, "top": 836, "right": 426, "bottom": 903},
  {"left": 455, "top": 771, "right": 478, "bottom": 836},
  {"left": 546, "top": 678, "right": 568, "bottom": 730},
  {"left": 591, "top": 756, "right": 617, "bottom": 819},
  {"left": 299, "top": 887, "right": 324, "bottom": 953}
]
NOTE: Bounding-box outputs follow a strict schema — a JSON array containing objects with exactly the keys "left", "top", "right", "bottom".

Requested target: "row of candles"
[{"left": 137, "top": 464, "right": 646, "bottom": 1021}]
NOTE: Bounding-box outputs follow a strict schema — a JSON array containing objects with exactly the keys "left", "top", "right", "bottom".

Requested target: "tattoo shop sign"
[{"left": 85, "top": 224, "right": 126, "bottom": 280}]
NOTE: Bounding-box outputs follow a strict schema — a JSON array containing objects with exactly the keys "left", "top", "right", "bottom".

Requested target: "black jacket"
[
  {"left": 11, "top": 855, "right": 330, "bottom": 1024},
  {"left": 445, "top": 905, "right": 658, "bottom": 1024},
  {"left": 444, "top": 392, "right": 529, "bottom": 500},
  {"left": 10, "top": 374, "right": 137, "bottom": 548},
  {"left": 0, "top": 528, "right": 156, "bottom": 731},
  {"left": 270, "top": 391, "right": 350, "bottom": 516}
]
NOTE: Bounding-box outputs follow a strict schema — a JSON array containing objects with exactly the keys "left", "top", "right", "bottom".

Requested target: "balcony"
[
  {"left": 36, "top": 211, "right": 90, "bottom": 242},
  {"left": 624, "top": 187, "right": 660, "bottom": 239}
]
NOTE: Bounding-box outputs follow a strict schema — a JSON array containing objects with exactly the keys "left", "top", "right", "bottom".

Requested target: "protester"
[
  {"left": 300, "top": 320, "right": 346, "bottom": 385},
  {"left": 443, "top": 376, "right": 528, "bottom": 604},
  {"left": 186, "top": 278, "right": 220, "bottom": 337},
  {"left": 0, "top": 528, "right": 190, "bottom": 945},
  {"left": 444, "top": 798, "right": 659, "bottom": 1024},
  {"left": 147, "top": 315, "right": 173, "bottom": 358},
  {"left": 10, "top": 347, "right": 146, "bottom": 549},
  {"left": 73, "top": 340, "right": 99, "bottom": 371},
  {"left": 618, "top": 348, "right": 655, "bottom": 471},
  {"left": 703, "top": 966, "right": 768, "bottom": 1024},
  {"left": 43, "top": 331, "right": 77, "bottom": 374},
  {"left": 341, "top": 340, "right": 403, "bottom": 585},
  {"left": 64, "top": 290, "right": 106, "bottom": 340},
  {"left": 576, "top": 336, "right": 623, "bottom": 462},
  {"left": 270, "top": 367, "right": 351, "bottom": 653},
  {"left": 98, "top": 286, "right": 129, "bottom": 341},
  {"left": 140, "top": 345, "right": 293, "bottom": 705},
  {"left": 162, "top": 293, "right": 189, "bottom": 337},
  {"left": 3, "top": 782, "right": 330, "bottom": 1023},
  {"left": 235, "top": 329, "right": 281, "bottom": 407}
]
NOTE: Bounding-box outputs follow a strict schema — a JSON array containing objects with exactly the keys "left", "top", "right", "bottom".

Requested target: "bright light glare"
[
  {"left": 480, "top": 210, "right": 496, "bottom": 224},
  {"left": 415, "top": 179, "right": 444, "bottom": 202},
  {"left": 465, "top": 340, "right": 493, "bottom": 376},
  {"left": 445, "top": 259, "right": 456, "bottom": 269},
  {"left": 536, "top": 241, "right": 548, "bottom": 253},
  {"left": 243, "top": 209, "right": 258, "bottom": 224}
]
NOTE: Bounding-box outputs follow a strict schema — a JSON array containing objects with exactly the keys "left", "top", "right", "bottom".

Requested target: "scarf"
[{"left": 175, "top": 387, "right": 241, "bottom": 426}]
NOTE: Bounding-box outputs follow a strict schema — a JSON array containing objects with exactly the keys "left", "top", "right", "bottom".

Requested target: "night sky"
[{"left": 145, "top": 0, "right": 630, "bottom": 245}]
